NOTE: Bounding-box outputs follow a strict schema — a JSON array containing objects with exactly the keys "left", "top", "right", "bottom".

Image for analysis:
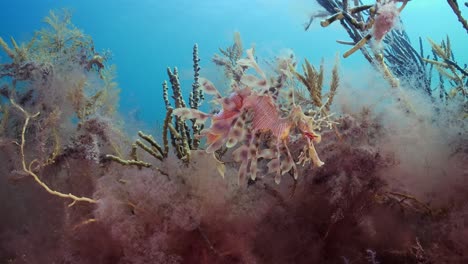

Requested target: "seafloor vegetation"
[{"left": 0, "top": 1, "right": 467, "bottom": 263}]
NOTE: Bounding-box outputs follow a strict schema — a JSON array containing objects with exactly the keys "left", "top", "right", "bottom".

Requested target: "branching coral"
[
  {"left": 423, "top": 36, "right": 467, "bottom": 100},
  {"left": 313, "top": 0, "right": 439, "bottom": 116},
  {"left": 160, "top": 44, "right": 205, "bottom": 160},
  {"left": 314, "top": 1, "right": 421, "bottom": 92},
  {"left": 314, "top": 0, "right": 466, "bottom": 117},
  {"left": 189, "top": 44, "right": 204, "bottom": 149},
  {"left": 314, "top": 0, "right": 466, "bottom": 104},
  {"left": 318, "top": 0, "right": 408, "bottom": 58},
  {"left": 105, "top": 44, "right": 204, "bottom": 169},
  {"left": 383, "top": 30, "right": 432, "bottom": 95},
  {"left": 105, "top": 128, "right": 168, "bottom": 175},
  {"left": 174, "top": 48, "right": 337, "bottom": 184},
  {"left": 166, "top": 67, "right": 192, "bottom": 160}
]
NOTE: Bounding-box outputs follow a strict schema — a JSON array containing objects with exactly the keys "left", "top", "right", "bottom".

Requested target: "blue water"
[{"left": 1, "top": 0, "right": 466, "bottom": 128}]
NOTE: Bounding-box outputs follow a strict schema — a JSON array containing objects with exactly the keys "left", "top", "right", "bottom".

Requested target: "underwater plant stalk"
[
  {"left": 447, "top": 0, "right": 468, "bottom": 34},
  {"left": 10, "top": 98, "right": 97, "bottom": 206},
  {"left": 105, "top": 154, "right": 151, "bottom": 168},
  {"left": 167, "top": 67, "right": 191, "bottom": 161},
  {"left": 190, "top": 44, "right": 203, "bottom": 149},
  {"left": 374, "top": 53, "right": 415, "bottom": 114},
  {"left": 162, "top": 107, "right": 173, "bottom": 156}
]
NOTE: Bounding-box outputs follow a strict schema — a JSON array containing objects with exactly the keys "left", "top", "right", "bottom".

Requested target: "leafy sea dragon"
[{"left": 174, "top": 49, "right": 324, "bottom": 184}]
